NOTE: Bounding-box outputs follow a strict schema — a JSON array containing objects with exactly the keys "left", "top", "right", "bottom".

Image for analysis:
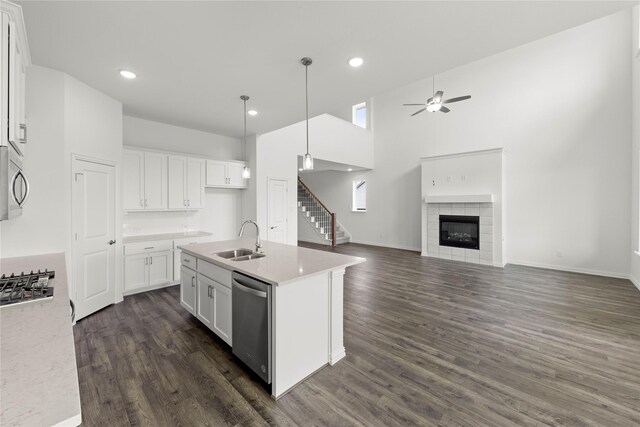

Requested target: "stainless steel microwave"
[{"left": 0, "top": 145, "right": 29, "bottom": 220}]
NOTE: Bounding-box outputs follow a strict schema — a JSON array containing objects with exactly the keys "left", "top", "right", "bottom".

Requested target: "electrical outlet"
[
  {"left": 461, "top": 175, "right": 467, "bottom": 181},
  {"left": 556, "top": 250, "right": 562, "bottom": 258},
  {"left": 446, "top": 175, "right": 452, "bottom": 182}
]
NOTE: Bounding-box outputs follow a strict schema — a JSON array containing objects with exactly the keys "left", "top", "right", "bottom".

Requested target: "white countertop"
[
  {"left": 0, "top": 253, "right": 82, "bottom": 427},
  {"left": 179, "top": 238, "right": 365, "bottom": 286},
  {"left": 123, "top": 230, "right": 212, "bottom": 244}
]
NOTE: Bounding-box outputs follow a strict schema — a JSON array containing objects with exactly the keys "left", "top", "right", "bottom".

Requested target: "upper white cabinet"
[
  {"left": 1, "top": 2, "right": 31, "bottom": 155},
  {"left": 206, "top": 160, "right": 247, "bottom": 189},
  {"left": 123, "top": 149, "right": 168, "bottom": 211},
  {"left": 168, "top": 155, "right": 205, "bottom": 209}
]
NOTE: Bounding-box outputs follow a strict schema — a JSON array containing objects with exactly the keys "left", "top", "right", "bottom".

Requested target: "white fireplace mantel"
[{"left": 424, "top": 194, "right": 493, "bottom": 204}]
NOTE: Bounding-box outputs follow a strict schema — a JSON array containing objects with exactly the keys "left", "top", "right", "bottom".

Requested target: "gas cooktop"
[{"left": 0, "top": 270, "right": 55, "bottom": 307}]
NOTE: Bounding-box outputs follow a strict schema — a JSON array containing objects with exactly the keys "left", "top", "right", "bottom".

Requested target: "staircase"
[{"left": 298, "top": 178, "right": 351, "bottom": 246}]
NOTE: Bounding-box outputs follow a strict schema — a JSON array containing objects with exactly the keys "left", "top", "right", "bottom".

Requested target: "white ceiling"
[{"left": 18, "top": 1, "right": 635, "bottom": 138}]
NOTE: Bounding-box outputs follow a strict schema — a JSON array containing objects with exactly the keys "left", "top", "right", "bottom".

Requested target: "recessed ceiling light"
[
  {"left": 348, "top": 57, "right": 364, "bottom": 67},
  {"left": 119, "top": 70, "right": 136, "bottom": 79},
  {"left": 247, "top": 110, "right": 258, "bottom": 116},
  {"left": 347, "top": 168, "right": 353, "bottom": 171}
]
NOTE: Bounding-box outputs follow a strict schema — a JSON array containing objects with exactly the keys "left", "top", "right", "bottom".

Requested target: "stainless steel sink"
[
  {"left": 216, "top": 249, "right": 254, "bottom": 259},
  {"left": 231, "top": 253, "right": 266, "bottom": 262}
]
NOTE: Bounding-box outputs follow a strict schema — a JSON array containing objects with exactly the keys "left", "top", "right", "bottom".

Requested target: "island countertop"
[
  {"left": 0, "top": 253, "right": 82, "bottom": 427},
  {"left": 179, "top": 238, "right": 365, "bottom": 286}
]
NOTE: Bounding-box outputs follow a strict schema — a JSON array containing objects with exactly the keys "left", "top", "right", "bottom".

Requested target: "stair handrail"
[{"left": 298, "top": 177, "right": 337, "bottom": 247}]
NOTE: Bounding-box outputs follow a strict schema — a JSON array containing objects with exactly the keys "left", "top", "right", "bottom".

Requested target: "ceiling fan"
[{"left": 404, "top": 76, "right": 471, "bottom": 116}]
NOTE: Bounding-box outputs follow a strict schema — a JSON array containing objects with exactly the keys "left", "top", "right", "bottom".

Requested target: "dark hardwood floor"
[{"left": 74, "top": 242, "right": 640, "bottom": 426}]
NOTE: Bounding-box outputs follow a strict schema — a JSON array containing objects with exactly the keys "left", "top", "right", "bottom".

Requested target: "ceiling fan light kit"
[{"left": 403, "top": 76, "right": 471, "bottom": 116}]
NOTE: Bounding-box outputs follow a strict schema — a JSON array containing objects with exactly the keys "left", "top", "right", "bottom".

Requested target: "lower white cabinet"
[
  {"left": 180, "top": 266, "right": 197, "bottom": 315},
  {"left": 196, "top": 274, "right": 215, "bottom": 329},
  {"left": 182, "top": 258, "right": 232, "bottom": 346},
  {"left": 124, "top": 241, "right": 174, "bottom": 294}
]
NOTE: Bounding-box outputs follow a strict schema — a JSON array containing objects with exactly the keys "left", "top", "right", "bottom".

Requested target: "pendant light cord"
[
  {"left": 305, "top": 63, "right": 309, "bottom": 155},
  {"left": 243, "top": 97, "right": 247, "bottom": 161}
]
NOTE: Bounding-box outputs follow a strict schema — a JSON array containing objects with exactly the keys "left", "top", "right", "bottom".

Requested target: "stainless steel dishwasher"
[{"left": 232, "top": 271, "right": 272, "bottom": 384}]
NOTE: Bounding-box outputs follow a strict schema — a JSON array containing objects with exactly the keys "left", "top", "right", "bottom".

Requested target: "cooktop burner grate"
[{"left": 0, "top": 270, "right": 55, "bottom": 307}]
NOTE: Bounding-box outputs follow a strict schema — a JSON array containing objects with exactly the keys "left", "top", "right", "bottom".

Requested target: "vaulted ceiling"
[{"left": 18, "top": 1, "right": 635, "bottom": 137}]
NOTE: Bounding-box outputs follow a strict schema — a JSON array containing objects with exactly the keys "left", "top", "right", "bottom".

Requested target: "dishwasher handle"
[{"left": 233, "top": 279, "right": 267, "bottom": 298}]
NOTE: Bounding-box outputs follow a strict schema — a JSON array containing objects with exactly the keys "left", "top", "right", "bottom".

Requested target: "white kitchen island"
[{"left": 179, "top": 238, "right": 365, "bottom": 398}]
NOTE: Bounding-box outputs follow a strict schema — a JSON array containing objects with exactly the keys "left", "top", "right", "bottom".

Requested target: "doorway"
[
  {"left": 72, "top": 157, "right": 117, "bottom": 320},
  {"left": 267, "top": 177, "right": 289, "bottom": 244}
]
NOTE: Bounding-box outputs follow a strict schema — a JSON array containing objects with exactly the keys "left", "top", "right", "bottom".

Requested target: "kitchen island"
[{"left": 179, "top": 238, "right": 365, "bottom": 398}]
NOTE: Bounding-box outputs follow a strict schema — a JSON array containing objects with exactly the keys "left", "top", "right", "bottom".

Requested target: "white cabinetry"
[
  {"left": 124, "top": 241, "right": 173, "bottom": 295},
  {"left": 180, "top": 265, "right": 197, "bottom": 315},
  {"left": 123, "top": 149, "right": 168, "bottom": 211},
  {"left": 206, "top": 160, "right": 247, "bottom": 189},
  {"left": 182, "top": 256, "right": 232, "bottom": 345},
  {"left": 173, "top": 237, "right": 209, "bottom": 281},
  {"left": 1, "top": 2, "right": 30, "bottom": 155},
  {"left": 168, "top": 155, "right": 205, "bottom": 209}
]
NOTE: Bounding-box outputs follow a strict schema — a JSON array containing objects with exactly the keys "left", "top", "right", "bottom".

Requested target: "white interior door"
[
  {"left": 268, "top": 178, "right": 288, "bottom": 244},
  {"left": 73, "top": 159, "right": 116, "bottom": 321}
]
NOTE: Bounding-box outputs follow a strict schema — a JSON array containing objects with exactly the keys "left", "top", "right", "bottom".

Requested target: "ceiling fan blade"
[
  {"left": 411, "top": 108, "right": 427, "bottom": 116},
  {"left": 403, "top": 103, "right": 426, "bottom": 106},
  {"left": 439, "top": 106, "right": 450, "bottom": 113},
  {"left": 433, "top": 91, "right": 444, "bottom": 102},
  {"left": 442, "top": 95, "right": 471, "bottom": 104}
]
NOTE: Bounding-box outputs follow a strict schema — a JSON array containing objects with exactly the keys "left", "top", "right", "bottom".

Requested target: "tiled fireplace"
[
  {"left": 420, "top": 148, "right": 505, "bottom": 267},
  {"left": 426, "top": 202, "right": 494, "bottom": 265}
]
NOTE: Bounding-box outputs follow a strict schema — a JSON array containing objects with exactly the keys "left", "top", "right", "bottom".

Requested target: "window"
[
  {"left": 352, "top": 102, "right": 366, "bottom": 128},
  {"left": 353, "top": 180, "right": 366, "bottom": 212}
]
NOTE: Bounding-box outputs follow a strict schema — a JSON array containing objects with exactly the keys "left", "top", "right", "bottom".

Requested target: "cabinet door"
[
  {"left": 186, "top": 158, "right": 205, "bottom": 208},
  {"left": 7, "top": 20, "right": 17, "bottom": 145},
  {"left": 196, "top": 274, "right": 215, "bottom": 328},
  {"left": 1, "top": 14, "right": 8, "bottom": 147},
  {"left": 180, "top": 266, "right": 197, "bottom": 315},
  {"left": 227, "top": 162, "right": 246, "bottom": 188},
  {"left": 123, "top": 150, "right": 145, "bottom": 210},
  {"left": 212, "top": 282, "right": 232, "bottom": 345},
  {"left": 168, "top": 155, "right": 187, "bottom": 209},
  {"left": 148, "top": 251, "right": 172, "bottom": 286},
  {"left": 124, "top": 253, "right": 148, "bottom": 292},
  {"left": 144, "top": 152, "right": 168, "bottom": 210},
  {"left": 206, "top": 160, "right": 227, "bottom": 187}
]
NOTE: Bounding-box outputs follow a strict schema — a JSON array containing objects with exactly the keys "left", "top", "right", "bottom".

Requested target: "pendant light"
[
  {"left": 301, "top": 57, "right": 314, "bottom": 170},
  {"left": 240, "top": 95, "right": 251, "bottom": 179}
]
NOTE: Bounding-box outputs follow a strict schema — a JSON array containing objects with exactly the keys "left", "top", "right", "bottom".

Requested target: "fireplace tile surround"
[{"left": 427, "top": 202, "right": 494, "bottom": 264}]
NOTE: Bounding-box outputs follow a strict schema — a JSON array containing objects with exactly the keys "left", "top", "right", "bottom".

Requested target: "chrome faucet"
[{"left": 238, "top": 220, "right": 262, "bottom": 253}]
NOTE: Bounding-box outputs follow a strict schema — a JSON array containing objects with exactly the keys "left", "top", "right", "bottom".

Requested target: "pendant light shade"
[
  {"left": 240, "top": 95, "right": 251, "bottom": 179},
  {"left": 301, "top": 57, "right": 314, "bottom": 171}
]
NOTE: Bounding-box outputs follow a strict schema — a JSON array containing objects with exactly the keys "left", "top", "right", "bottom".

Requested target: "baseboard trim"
[
  {"left": 349, "top": 239, "right": 421, "bottom": 252},
  {"left": 507, "top": 259, "right": 629, "bottom": 280},
  {"left": 630, "top": 275, "right": 640, "bottom": 292}
]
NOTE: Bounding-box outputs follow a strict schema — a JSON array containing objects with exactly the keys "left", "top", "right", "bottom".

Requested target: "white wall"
[
  {"left": 303, "top": 10, "right": 633, "bottom": 276},
  {"left": 1, "top": 67, "right": 66, "bottom": 258},
  {"left": 255, "top": 114, "right": 373, "bottom": 246},
  {"left": 122, "top": 116, "right": 244, "bottom": 241},
  {"left": 1, "top": 66, "right": 123, "bottom": 301},
  {"left": 631, "top": 6, "right": 640, "bottom": 288}
]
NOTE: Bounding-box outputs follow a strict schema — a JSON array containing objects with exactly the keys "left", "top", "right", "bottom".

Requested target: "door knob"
[
  {"left": 108, "top": 240, "right": 116, "bottom": 245},
  {"left": 270, "top": 226, "right": 277, "bottom": 229}
]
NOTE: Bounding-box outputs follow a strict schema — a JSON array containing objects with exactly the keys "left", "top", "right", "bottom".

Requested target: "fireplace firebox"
[{"left": 439, "top": 215, "right": 480, "bottom": 250}]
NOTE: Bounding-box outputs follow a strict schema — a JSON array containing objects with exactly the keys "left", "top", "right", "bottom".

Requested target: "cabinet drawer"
[
  {"left": 125, "top": 240, "right": 173, "bottom": 255},
  {"left": 181, "top": 252, "right": 197, "bottom": 268},
  {"left": 197, "top": 259, "right": 231, "bottom": 288},
  {"left": 174, "top": 236, "right": 210, "bottom": 249}
]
